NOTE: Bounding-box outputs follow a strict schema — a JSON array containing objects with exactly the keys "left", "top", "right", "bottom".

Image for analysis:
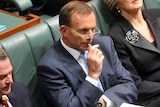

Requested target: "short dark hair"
[
  {"left": 59, "top": 1, "right": 93, "bottom": 27},
  {"left": 0, "top": 48, "right": 8, "bottom": 60}
]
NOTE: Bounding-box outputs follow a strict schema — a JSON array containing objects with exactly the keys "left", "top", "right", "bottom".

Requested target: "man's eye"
[
  {"left": 0, "top": 75, "right": 6, "bottom": 80},
  {"left": 79, "top": 29, "right": 89, "bottom": 34}
]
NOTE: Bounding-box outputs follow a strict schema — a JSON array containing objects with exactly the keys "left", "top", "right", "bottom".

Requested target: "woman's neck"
[
  {"left": 121, "top": 9, "right": 155, "bottom": 43},
  {"left": 121, "top": 9, "right": 145, "bottom": 27}
]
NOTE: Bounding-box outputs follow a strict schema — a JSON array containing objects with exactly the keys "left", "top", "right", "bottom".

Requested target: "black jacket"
[
  {"left": 31, "top": 0, "right": 69, "bottom": 16},
  {"left": 8, "top": 82, "right": 38, "bottom": 107}
]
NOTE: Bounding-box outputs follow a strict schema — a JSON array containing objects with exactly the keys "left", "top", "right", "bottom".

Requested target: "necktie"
[
  {"left": 79, "top": 52, "right": 88, "bottom": 73},
  {"left": 79, "top": 51, "right": 104, "bottom": 91},
  {"left": 0, "top": 96, "right": 9, "bottom": 107}
]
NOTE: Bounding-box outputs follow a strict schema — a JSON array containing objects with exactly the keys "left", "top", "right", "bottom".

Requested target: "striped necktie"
[
  {"left": 0, "top": 96, "right": 9, "bottom": 107},
  {"left": 79, "top": 52, "right": 88, "bottom": 72}
]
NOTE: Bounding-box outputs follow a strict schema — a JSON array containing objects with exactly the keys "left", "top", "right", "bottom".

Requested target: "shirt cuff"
[
  {"left": 86, "top": 76, "right": 116, "bottom": 107},
  {"left": 101, "top": 95, "right": 116, "bottom": 107},
  {"left": 85, "top": 76, "right": 98, "bottom": 87}
]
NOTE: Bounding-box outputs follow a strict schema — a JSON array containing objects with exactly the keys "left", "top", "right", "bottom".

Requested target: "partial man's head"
[{"left": 0, "top": 48, "right": 13, "bottom": 97}]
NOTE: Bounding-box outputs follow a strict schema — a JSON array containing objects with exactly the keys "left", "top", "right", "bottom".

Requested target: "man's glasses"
[{"left": 65, "top": 25, "right": 101, "bottom": 39}]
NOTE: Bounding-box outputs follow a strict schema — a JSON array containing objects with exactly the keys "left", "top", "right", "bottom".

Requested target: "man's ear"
[{"left": 60, "top": 25, "right": 68, "bottom": 37}]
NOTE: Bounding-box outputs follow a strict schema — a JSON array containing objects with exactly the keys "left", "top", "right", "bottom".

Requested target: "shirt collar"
[{"left": 60, "top": 38, "right": 80, "bottom": 60}]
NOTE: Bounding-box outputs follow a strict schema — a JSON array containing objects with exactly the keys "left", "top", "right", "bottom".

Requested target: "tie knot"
[
  {"left": 80, "top": 52, "right": 84, "bottom": 56},
  {"left": 2, "top": 97, "right": 7, "bottom": 101},
  {"left": 79, "top": 52, "right": 86, "bottom": 60},
  {"left": 0, "top": 96, "right": 9, "bottom": 107}
]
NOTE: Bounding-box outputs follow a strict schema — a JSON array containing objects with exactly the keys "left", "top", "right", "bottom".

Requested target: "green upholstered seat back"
[
  {"left": 24, "top": 23, "right": 54, "bottom": 65},
  {"left": 143, "top": 0, "right": 160, "bottom": 9},
  {"left": 44, "top": 15, "right": 61, "bottom": 42},
  {"left": 11, "top": 0, "right": 33, "bottom": 11}
]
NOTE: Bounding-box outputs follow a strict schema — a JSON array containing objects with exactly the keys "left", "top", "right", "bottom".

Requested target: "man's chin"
[{"left": 2, "top": 86, "right": 11, "bottom": 95}]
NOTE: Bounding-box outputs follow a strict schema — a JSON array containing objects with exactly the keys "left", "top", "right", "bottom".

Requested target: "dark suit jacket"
[
  {"left": 107, "top": 9, "right": 160, "bottom": 106},
  {"left": 30, "top": 0, "right": 69, "bottom": 16},
  {"left": 37, "top": 36, "right": 137, "bottom": 107},
  {"left": 8, "top": 82, "right": 38, "bottom": 107}
]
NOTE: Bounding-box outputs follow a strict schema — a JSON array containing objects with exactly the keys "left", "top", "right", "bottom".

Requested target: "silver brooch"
[{"left": 125, "top": 30, "right": 139, "bottom": 44}]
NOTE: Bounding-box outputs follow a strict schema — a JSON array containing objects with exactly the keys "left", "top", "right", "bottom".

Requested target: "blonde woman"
[{"left": 105, "top": 0, "right": 160, "bottom": 106}]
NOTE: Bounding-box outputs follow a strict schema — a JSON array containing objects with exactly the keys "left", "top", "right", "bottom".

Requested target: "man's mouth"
[
  {"left": 132, "top": 0, "right": 138, "bottom": 3},
  {"left": 3, "top": 84, "right": 11, "bottom": 91}
]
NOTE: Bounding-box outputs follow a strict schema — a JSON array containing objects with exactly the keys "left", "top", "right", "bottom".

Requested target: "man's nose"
[
  {"left": 6, "top": 74, "right": 13, "bottom": 83},
  {"left": 88, "top": 29, "right": 94, "bottom": 35}
]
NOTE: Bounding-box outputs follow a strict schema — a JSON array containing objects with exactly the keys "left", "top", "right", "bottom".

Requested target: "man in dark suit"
[
  {"left": 31, "top": 0, "right": 70, "bottom": 16},
  {"left": 37, "top": 1, "right": 138, "bottom": 107},
  {"left": 0, "top": 48, "right": 38, "bottom": 107}
]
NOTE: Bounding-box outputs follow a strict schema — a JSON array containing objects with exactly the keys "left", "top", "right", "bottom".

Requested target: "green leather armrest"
[{"left": 11, "top": 0, "right": 33, "bottom": 11}]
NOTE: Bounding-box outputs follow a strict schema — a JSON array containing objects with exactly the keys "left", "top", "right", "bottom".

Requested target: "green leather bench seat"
[
  {"left": 0, "top": 0, "right": 160, "bottom": 107},
  {"left": 11, "top": 0, "right": 33, "bottom": 12},
  {"left": 24, "top": 23, "right": 54, "bottom": 64},
  {"left": 143, "top": 0, "right": 160, "bottom": 9},
  {"left": 44, "top": 15, "right": 61, "bottom": 42}
]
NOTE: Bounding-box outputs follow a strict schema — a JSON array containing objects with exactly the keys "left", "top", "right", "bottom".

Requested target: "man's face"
[
  {"left": 0, "top": 58, "right": 13, "bottom": 97},
  {"left": 61, "top": 12, "right": 97, "bottom": 51}
]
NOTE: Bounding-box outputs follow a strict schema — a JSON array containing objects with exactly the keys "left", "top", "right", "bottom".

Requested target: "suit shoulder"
[
  {"left": 38, "top": 46, "right": 59, "bottom": 65},
  {"left": 94, "top": 36, "right": 113, "bottom": 43},
  {"left": 93, "top": 36, "right": 114, "bottom": 49},
  {"left": 11, "top": 82, "right": 26, "bottom": 89},
  {"left": 11, "top": 82, "right": 29, "bottom": 94}
]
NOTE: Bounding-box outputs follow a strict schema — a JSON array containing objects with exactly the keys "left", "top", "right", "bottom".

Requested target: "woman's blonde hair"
[{"left": 104, "top": 0, "right": 117, "bottom": 10}]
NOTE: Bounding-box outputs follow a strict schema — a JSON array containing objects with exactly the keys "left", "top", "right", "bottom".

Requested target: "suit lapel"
[
  {"left": 118, "top": 12, "right": 160, "bottom": 54},
  {"left": 64, "top": 62, "right": 86, "bottom": 82},
  {"left": 7, "top": 91, "right": 16, "bottom": 106},
  {"left": 143, "top": 9, "right": 160, "bottom": 50},
  {"left": 149, "top": 17, "right": 160, "bottom": 50},
  {"left": 55, "top": 41, "right": 86, "bottom": 82},
  {"left": 132, "top": 34, "right": 160, "bottom": 54}
]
